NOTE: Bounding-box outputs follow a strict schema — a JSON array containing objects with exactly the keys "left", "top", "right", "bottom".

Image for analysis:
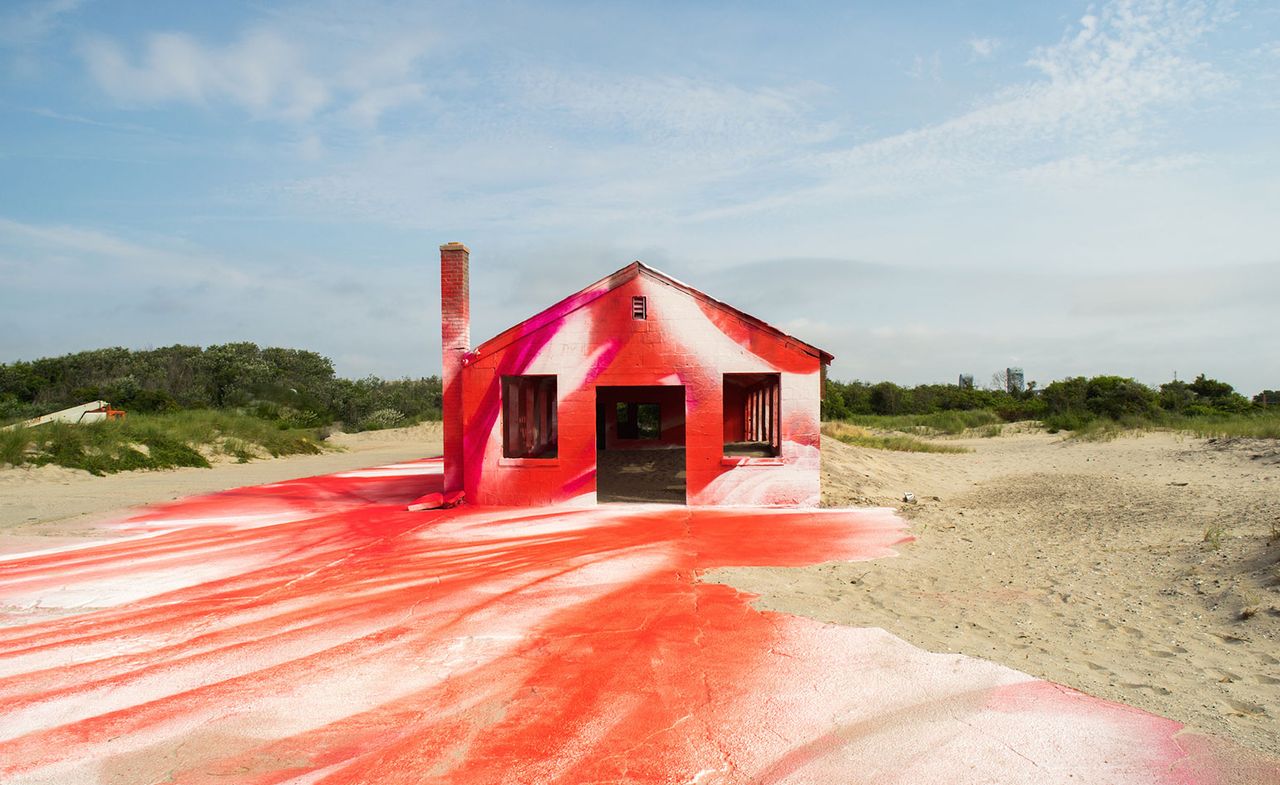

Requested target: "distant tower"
[
  {"left": 958, "top": 374, "right": 974, "bottom": 390},
  {"left": 1006, "top": 367, "right": 1025, "bottom": 395}
]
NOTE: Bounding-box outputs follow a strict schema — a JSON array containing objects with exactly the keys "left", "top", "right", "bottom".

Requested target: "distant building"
[
  {"left": 1006, "top": 367, "right": 1025, "bottom": 395},
  {"left": 958, "top": 374, "right": 974, "bottom": 390}
]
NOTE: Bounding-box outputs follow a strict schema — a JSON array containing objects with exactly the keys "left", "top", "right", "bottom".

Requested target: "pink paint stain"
[{"left": 0, "top": 460, "right": 1273, "bottom": 784}]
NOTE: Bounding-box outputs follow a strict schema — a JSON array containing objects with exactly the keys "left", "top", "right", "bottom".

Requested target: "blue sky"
[{"left": 2, "top": 0, "right": 1278, "bottom": 392}]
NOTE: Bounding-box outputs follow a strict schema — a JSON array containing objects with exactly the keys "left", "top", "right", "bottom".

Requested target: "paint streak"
[{"left": 0, "top": 461, "right": 1273, "bottom": 784}]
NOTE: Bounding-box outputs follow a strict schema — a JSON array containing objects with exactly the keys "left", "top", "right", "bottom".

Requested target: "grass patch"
[
  {"left": 0, "top": 427, "right": 29, "bottom": 465},
  {"left": 1161, "top": 414, "right": 1280, "bottom": 440},
  {"left": 1047, "top": 412, "right": 1280, "bottom": 440},
  {"left": 822, "top": 422, "right": 969, "bottom": 454},
  {"left": 835, "top": 410, "right": 1003, "bottom": 436},
  {"left": 0, "top": 409, "right": 326, "bottom": 475}
]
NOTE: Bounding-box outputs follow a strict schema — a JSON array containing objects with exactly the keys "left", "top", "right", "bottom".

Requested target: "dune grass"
[
  {"left": 837, "top": 410, "right": 1004, "bottom": 436},
  {"left": 1163, "top": 413, "right": 1280, "bottom": 439},
  {"left": 822, "top": 422, "right": 969, "bottom": 454},
  {"left": 0, "top": 409, "right": 327, "bottom": 475},
  {"left": 1050, "top": 412, "right": 1280, "bottom": 441}
]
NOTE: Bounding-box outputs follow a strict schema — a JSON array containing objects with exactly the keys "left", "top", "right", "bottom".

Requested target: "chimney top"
[{"left": 440, "top": 242, "right": 470, "bottom": 252}]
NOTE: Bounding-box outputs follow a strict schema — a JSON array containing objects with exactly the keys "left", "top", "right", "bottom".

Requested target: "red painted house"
[{"left": 440, "top": 242, "right": 832, "bottom": 507}]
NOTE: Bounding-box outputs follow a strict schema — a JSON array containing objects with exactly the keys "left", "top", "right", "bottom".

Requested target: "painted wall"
[{"left": 458, "top": 268, "right": 823, "bottom": 507}]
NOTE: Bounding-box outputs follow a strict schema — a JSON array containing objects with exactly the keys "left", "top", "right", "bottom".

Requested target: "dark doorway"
[{"left": 595, "top": 385, "right": 686, "bottom": 504}]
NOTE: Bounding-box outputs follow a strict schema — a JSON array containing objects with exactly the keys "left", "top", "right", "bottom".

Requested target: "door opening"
[{"left": 595, "top": 385, "right": 686, "bottom": 504}]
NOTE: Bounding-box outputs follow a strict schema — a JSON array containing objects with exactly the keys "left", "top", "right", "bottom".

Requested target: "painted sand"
[{"left": 0, "top": 459, "right": 1274, "bottom": 783}]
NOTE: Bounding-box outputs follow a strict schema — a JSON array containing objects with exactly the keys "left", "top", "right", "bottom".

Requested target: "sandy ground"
[
  {"left": 709, "top": 427, "right": 1280, "bottom": 757},
  {"left": 0, "top": 423, "right": 442, "bottom": 554},
  {"left": 2, "top": 421, "right": 1277, "bottom": 758}
]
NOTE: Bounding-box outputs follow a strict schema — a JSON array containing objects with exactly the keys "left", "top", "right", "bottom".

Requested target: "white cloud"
[
  {"left": 727, "top": 0, "right": 1235, "bottom": 208},
  {"left": 968, "top": 37, "right": 1000, "bottom": 59},
  {"left": 78, "top": 21, "right": 433, "bottom": 124},
  {"left": 343, "top": 83, "right": 425, "bottom": 127},
  {"left": 81, "top": 29, "right": 329, "bottom": 120},
  {"left": 0, "top": 217, "right": 433, "bottom": 373},
  {"left": 514, "top": 70, "right": 821, "bottom": 144},
  {"left": 0, "top": 0, "right": 85, "bottom": 48}
]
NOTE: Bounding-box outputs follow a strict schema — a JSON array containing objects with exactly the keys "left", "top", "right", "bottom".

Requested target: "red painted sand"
[{"left": 0, "top": 459, "right": 1273, "bottom": 784}]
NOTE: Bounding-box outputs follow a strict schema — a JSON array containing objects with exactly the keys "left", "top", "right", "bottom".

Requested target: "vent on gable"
[{"left": 632, "top": 296, "right": 647, "bottom": 320}]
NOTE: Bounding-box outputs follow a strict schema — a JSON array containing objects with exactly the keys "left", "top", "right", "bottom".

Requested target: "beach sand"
[
  {"left": 2, "top": 422, "right": 1276, "bottom": 756},
  {"left": 710, "top": 428, "right": 1280, "bottom": 757},
  {"left": 0, "top": 422, "right": 443, "bottom": 554}
]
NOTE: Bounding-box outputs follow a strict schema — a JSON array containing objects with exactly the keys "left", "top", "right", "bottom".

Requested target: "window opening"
[
  {"left": 502, "top": 375, "right": 558, "bottom": 458},
  {"left": 636, "top": 403, "right": 660, "bottom": 439},
  {"left": 632, "top": 296, "right": 647, "bottom": 320},
  {"left": 723, "top": 373, "right": 781, "bottom": 458},
  {"left": 615, "top": 401, "right": 661, "bottom": 440}
]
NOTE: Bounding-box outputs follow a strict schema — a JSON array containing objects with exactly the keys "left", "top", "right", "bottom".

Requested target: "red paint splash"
[{"left": 0, "top": 461, "right": 1272, "bottom": 784}]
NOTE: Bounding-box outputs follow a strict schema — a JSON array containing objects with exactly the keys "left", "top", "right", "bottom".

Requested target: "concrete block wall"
[{"left": 458, "top": 267, "right": 823, "bottom": 507}]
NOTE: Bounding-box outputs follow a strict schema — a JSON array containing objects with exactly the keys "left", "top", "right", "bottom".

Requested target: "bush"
[
  {"left": 1084, "top": 376, "right": 1157, "bottom": 420},
  {"left": 358, "top": 408, "right": 407, "bottom": 431},
  {"left": 0, "top": 345, "right": 443, "bottom": 431},
  {"left": 0, "top": 410, "right": 326, "bottom": 474},
  {"left": 1042, "top": 411, "right": 1096, "bottom": 433}
]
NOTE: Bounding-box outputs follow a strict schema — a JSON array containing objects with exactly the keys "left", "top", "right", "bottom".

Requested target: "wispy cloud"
[
  {"left": 0, "top": 217, "right": 431, "bottom": 375},
  {"left": 0, "top": 0, "right": 85, "bottom": 48},
  {"left": 907, "top": 52, "right": 942, "bottom": 81},
  {"left": 78, "top": 20, "right": 433, "bottom": 125},
  {"left": 968, "top": 37, "right": 1000, "bottom": 59},
  {"left": 514, "top": 70, "right": 824, "bottom": 146},
  {"left": 80, "top": 29, "right": 330, "bottom": 120},
  {"left": 732, "top": 0, "right": 1235, "bottom": 208}
]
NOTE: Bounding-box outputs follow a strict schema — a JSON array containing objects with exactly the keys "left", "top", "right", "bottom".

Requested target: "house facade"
[{"left": 440, "top": 242, "right": 831, "bottom": 507}]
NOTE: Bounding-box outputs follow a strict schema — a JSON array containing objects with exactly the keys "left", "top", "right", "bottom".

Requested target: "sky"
[{"left": 1, "top": 0, "right": 1278, "bottom": 393}]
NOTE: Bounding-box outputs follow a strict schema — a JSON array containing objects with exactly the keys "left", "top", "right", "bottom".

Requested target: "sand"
[
  {"left": 709, "top": 428, "right": 1280, "bottom": 757},
  {"left": 2, "top": 420, "right": 1277, "bottom": 756},
  {"left": 0, "top": 422, "right": 442, "bottom": 554}
]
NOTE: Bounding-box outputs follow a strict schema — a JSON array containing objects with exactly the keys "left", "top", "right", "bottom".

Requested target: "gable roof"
[{"left": 470, "top": 261, "right": 834, "bottom": 364}]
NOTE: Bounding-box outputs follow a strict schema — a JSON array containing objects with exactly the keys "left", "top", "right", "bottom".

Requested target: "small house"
[{"left": 440, "top": 242, "right": 831, "bottom": 507}]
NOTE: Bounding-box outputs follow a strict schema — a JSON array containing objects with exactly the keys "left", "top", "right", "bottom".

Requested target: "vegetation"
[
  {"left": 0, "top": 344, "right": 442, "bottom": 431},
  {"left": 0, "top": 410, "right": 326, "bottom": 475},
  {"left": 2, "top": 344, "right": 1276, "bottom": 473},
  {"left": 822, "top": 379, "right": 1042, "bottom": 421},
  {"left": 837, "top": 410, "right": 1003, "bottom": 435},
  {"left": 825, "top": 372, "right": 1279, "bottom": 441},
  {"left": 0, "top": 344, "right": 442, "bottom": 473},
  {"left": 821, "top": 422, "right": 969, "bottom": 454}
]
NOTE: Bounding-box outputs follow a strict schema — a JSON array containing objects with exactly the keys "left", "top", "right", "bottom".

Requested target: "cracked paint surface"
[{"left": 0, "top": 459, "right": 1275, "bottom": 784}]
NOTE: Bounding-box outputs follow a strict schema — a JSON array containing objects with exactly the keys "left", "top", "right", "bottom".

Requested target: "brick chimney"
[{"left": 440, "top": 242, "right": 470, "bottom": 496}]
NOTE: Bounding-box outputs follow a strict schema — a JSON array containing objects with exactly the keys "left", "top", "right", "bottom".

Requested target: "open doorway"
[{"left": 595, "top": 385, "right": 686, "bottom": 503}]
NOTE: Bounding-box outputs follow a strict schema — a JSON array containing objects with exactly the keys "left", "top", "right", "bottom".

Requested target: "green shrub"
[
  {"left": 1042, "top": 412, "right": 1096, "bottom": 433},
  {"left": 0, "top": 428, "right": 30, "bottom": 466},
  {"left": 359, "top": 408, "right": 407, "bottom": 431},
  {"left": 836, "top": 410, "right": 1002, "bottom": 435},
  {"left": 1, "top": 410, "right": 324, "bottom": 474},
  {"left": 822, "top": 423, "right": 968, "bottom": 454}
]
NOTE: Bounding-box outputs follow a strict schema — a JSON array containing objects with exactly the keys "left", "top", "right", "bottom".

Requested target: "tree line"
[
  {"left": 824, "top": 373, "right": 1274, "bottom": 428},
  {"left": 0, "top": 344, "right": 442, "bottom": 432},
  {"left": 2, "top": 346, "right": 1272, "bottom": 433}
]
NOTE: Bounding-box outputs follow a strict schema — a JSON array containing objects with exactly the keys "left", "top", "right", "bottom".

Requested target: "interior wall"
[{"left": 597, "top": 385, "right": 686, "bottom": 449}]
